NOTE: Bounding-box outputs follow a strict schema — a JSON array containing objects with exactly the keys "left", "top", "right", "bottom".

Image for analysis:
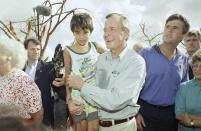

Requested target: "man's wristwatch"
[{"left": 190, "top": 119, "right": 195, "bottom": 128}]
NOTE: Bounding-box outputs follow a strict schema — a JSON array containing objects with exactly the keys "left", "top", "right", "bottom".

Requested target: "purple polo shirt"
[{"left": 139, "top": 45, "right": 189, "bottom": 106}]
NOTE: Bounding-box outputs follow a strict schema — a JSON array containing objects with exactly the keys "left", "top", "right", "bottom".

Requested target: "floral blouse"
[{"left": 0, "top": 69, "right": 42, "bottom": 119}]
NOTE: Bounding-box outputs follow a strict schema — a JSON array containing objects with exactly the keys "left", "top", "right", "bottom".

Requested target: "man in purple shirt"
[{"left": 136, "top": 14, "right": 190, "bottom": 131}]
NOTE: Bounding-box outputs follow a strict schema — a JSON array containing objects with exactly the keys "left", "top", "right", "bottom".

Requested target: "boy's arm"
[{"left": 63, "top": 48, "right": 72, "bottom": 104}]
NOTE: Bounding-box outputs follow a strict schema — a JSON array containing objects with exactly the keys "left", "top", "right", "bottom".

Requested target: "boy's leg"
[
  {"left": 88, "top": 119, "right": 99, "bottom": 131},
  {"left": 87, "top": 111, "right": 99, "bottom": 131},
  {"left": 74, "top": 112, "right": 87, "bottom": 131},
  {"left": 76, "top": 120, "right": 87, "bottom": 131}
]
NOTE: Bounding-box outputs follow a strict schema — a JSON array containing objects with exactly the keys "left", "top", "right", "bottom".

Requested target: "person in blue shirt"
[
  {"left": 136, "top": 13, "right": 190, "bottom": 131},
  {"left": 175, "top": 48, "right": 201, "bottom": 131}
]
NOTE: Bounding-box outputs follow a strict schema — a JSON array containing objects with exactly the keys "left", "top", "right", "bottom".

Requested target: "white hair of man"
[
  {"left": 0, "top": 38, "right": 27, "bottom": 69},
  {"left": 106, "top": 13, "right": 130, "bottom": 40}
]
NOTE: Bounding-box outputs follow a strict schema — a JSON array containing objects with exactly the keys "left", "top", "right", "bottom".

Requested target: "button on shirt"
[
  {"left": 25, "top": 60, "right": 38, "bottom": 80},
  {"left": 139, "top": 45, "right": 189, "bottom": 106},
  {"left": 80, "top": 47, "right": 146, "bottom": 120}
]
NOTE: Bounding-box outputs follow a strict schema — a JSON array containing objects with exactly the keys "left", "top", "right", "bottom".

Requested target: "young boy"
[{"left": 63, "top": 13, "right": 105, "bottom": 131}]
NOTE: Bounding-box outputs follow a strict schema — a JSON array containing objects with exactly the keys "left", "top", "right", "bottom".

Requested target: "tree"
[
  {"left": 0, "top": 0, "right": 84, "bottom": 60},
  {"left": 132, "top": 22, "right": 162, "bottom": 46}
]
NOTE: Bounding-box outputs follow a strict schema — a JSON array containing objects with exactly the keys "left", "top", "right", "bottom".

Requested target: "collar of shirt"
[
  {"left": 185, "top": 53, "right": 192, "bottom": 66},
  {"left": 119, "top": 45, "right": 128, "bottom": 60},
  {"left": 154, "top": 44, "right": 181, "bottom": 56},
  {"left": 25, "top": 60, "right": 38, "bottom": 80},
  {"left": 26, "top": 60, "right": 38, "bottom": 69},
  {"left": 108, "top": 45, "right": 128, "bottom": 60}
]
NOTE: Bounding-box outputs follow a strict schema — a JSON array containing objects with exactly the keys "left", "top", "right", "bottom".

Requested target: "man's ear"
[{"left": 124, "top": 29, "right": 130, "bottom": 41}]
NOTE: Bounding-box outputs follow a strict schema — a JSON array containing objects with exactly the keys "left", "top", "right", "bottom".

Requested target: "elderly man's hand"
[
  {"left": 68, "top": 73, "right": 84, "bottom": 90},
  {"left": 68, "top": 100, "right": 84, "bottom": 116}
]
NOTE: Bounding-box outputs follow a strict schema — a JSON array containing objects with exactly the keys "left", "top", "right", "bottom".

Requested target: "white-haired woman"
[
  {"left": 175, "top": 48, "right": 201, "bottom": 131},
  {"left": 0, "top": 38, "right": 43, "bottom": 123}
]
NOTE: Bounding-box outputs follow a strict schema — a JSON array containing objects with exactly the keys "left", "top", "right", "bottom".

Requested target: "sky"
[{"left": 0, "top": 0, "right": 200, "bottom": 59}]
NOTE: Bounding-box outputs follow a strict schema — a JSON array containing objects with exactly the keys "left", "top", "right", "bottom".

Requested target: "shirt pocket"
[{"left": 96, "top": 69, "right": 109, "bottom": 89}]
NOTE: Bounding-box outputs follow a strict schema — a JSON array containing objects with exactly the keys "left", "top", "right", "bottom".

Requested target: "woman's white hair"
[{"left": 0, "top": 38, "right": 27, "bottom": 69}]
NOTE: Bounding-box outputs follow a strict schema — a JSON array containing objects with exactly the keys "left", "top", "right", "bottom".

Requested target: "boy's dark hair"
[
  {"left": 24, "top": 38, "right": 41, "bottom": 49},
  {"left": 165, "top": 13, "right": 190, "bottom": 34},
  {"left": 70, "top": 13, "right": 93, "bottom": 33}
]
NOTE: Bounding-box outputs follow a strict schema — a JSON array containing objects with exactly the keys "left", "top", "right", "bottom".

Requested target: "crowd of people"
[{"left": 0, "top": 11, "right": 200, "bottom": 131}]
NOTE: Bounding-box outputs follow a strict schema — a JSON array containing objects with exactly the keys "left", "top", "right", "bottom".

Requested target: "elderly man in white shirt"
[{"left": 68, "top": 13, "right": 146, "bottom": 131}]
